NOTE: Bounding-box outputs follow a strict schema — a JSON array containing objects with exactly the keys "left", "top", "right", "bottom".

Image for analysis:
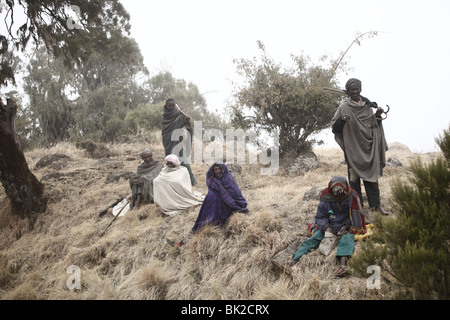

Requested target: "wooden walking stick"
[
  {"left": 99, "top": 198, "right": 130, "bottom": 237},
  {"left": 98, "top": 197, "right": 125, "bottom": 217},
  {"left": 176, "top": 104, "right": 190, "bottom": 118},
  {"left": 323, "top": 87, "right": 347, "bottom": 95},
  {"left": 323, "top": 88, "right": 391, "bottom": 120}
]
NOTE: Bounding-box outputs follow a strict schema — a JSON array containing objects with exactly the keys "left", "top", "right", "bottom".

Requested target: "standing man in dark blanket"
[
  {"left": 161, "top": 98, "right": 196, "bottom": 186},
  {"left": 330, "top": 78, "right": 389, "bottom": 215}
]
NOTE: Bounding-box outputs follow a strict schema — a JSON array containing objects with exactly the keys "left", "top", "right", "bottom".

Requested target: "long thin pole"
[
  {"left": 323, "top": 87, "right": 346, "bottom": 95},
  {"left": 99, "top": 199, "right": 130, "bottom": 237}
]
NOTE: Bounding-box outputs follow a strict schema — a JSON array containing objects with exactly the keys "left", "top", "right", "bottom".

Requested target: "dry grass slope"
[{"left": 0, "top": 136, "right": 441, "bottom": 300}]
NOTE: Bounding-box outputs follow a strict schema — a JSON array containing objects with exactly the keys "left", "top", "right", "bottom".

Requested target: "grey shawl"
[
  {"left": 331, "top": 98, "right": 388, "bottom": 182},
  {"left": 131, "top": 160, "right": 164, "bottom": 203},
  {"left": 161, "top": 106, "right": 192, "bottom": 157}
]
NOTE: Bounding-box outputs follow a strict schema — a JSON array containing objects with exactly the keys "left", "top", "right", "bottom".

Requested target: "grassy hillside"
[{"left": 0, "top": 134, "right": 441, "bottom": 300}]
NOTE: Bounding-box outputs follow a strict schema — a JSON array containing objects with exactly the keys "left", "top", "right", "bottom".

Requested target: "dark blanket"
[
  {"left": 161, "top": 106, "right": 192, "bottom": 157},
  {"left": 131, "top": 160, "right": 164, "bottom": 203},
  {"left": 330, "top": 97, "right": 388, "bottom": 182},
  {"left": 192, "top": 163, "right": 248, "bottom": 233}
]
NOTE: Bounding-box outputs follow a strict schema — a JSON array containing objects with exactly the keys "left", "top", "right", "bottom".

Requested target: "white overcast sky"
[{"left": 120, "top": 0, "right": 450, "bottom": 153}]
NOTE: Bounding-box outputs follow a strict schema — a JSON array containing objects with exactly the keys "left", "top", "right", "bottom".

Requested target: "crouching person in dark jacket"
[{"left": 286, "top": 176, "right": 366, "bottom": 277}]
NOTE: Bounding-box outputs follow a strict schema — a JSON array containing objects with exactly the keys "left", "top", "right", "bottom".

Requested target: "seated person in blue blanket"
[
  {"left": 192, "top": 162, "right": 248, "bottom": 233},
  {"left": 286, "top": 175, "right": 366, "bottom": 277},
  {"left": 167, "top": 162, "right": 248, "bottom": 247}
]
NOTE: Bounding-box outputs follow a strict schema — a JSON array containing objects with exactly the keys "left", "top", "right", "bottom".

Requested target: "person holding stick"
[{"left": 330, "top": 78, "right": 389, "bottom": 216}]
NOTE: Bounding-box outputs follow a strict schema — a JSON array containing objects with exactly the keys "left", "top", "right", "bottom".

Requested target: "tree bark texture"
[{"left": 0, "top": 98, "right": 47, "bottom": 217}]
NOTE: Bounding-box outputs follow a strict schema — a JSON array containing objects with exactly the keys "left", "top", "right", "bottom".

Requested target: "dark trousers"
[{"left": 347, "top": 166, "right": 380, "bottom": 208}]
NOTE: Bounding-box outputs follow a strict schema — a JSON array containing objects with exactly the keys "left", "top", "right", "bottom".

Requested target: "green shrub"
[
  {"left": 349, "top": 126, "right": 450, "bottom": 299},
  {"left": 124, "top": 102, "right": 164, "bottom": 135}
]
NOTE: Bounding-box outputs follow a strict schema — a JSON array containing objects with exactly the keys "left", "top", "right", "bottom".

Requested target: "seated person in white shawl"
[{"left": 153, "top": 155, "right": 204, "bottom": 216}]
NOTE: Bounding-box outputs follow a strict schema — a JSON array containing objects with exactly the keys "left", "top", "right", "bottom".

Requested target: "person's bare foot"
[
  {"left": 335, "top": 265, "right": 349, "bottom": 278},
  {"left": 287, "top": 259, "right": 297, "bottom": 268}
]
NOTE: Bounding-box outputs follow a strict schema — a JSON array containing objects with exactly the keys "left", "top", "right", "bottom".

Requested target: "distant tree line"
[{"left": 16, "top": 43, "right": 225, "bottom": 149}]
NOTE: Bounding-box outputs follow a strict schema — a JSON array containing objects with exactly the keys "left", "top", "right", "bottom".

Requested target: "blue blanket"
[{"left": 192, "top": 163, "right": 248, "bottom": 233}]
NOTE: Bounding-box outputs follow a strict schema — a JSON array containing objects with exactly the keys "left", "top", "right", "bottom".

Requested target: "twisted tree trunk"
[{"left": 0, "top": 98, "right": 47, "bottom": 217}]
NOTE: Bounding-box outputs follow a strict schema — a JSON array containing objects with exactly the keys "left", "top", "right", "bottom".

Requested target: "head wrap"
[
  {"left": 205, "top": 163, "right": 248, "bottom": 212},
  {"left": 328, "top": 176, "right": 349, "bottom": 195},
  {"left": 329, "top": 175, "right": 348, "bottom": 189},
  {"left": 320, "top": 176, "right": 350, "bottom": 202},
  {"left": 165, "top": 154, "right": 181, "bottom": 167},
  {"left": 316, "top": 175, "right": 367, "bottom": 236},
  {"left": 140, "top": 148, "right": 153, "bottom": 159},
  {"left": 345, "top": 78, "right": 362, "bottom": 92}
]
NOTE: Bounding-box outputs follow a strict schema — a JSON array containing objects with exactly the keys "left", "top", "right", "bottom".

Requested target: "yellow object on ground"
[{"left": 354, "top": 224, "right": 376, "bottom": 241}]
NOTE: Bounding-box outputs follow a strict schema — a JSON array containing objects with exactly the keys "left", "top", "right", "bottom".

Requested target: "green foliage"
[
  {"left": 2, "top": 0, "right": 140, "bottom": 147},
  {"left": 147, "top": 71, "right": 206, "bottom": 114},
  {"left": 349, "top": 126, "right": 450, "bottom": 299},
  {"left": 124, "top": 102, "right": 164, "bottom": 135},
  {"left": 229, "top": 41, "right": 342, "bottom": 156},
  {"left": 146, "top": 71, "right": 227, "bottom": 129},
  {"left": 0, "top": 36, "right": 16, "bottom": 87},
  {"left": 23, "top": 46, "right": 76, "bottom": 146},
  {"left": 4, "top": 2, "right": 228, "bottom": 148},
  {"left": 19, "top": 64, "right": 228, "bottom": 145},
  {"left": 21, "top": 33, "right": 149, "bottom": 145},
  {"left": 436, "top": 126, "right": 450, "bottom": 164},
  {"left": 1, "top": 0, "right": 131, "bottom": 87}
]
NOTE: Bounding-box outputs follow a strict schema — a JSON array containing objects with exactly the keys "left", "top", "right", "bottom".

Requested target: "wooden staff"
[
  {"left": 176, "top": 104, "right": 192, "bottom": 131},
  {"left": 99, "top": 198, "right": 130, "bottom": 237},
  {"left": 323, "top": 87, "right": 390, "bottom": 120},
  {"left": 323, "top": 87, "right": 347, "bottom": 95},
  {"left": 98, "top": 197, "right": 125, "bottom": 217},
  {"left": 176, "top": 104, "right": 191, "bottom": 121}
]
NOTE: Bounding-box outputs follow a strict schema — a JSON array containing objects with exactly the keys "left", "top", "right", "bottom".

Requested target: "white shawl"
[{"left": 153, "top": 165, "right": 204, "bottom": 216}]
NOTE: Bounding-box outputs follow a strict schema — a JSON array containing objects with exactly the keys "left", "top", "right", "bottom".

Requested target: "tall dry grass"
[{"left": 0, "top": 137, "right": 441, "bottom": 300}]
